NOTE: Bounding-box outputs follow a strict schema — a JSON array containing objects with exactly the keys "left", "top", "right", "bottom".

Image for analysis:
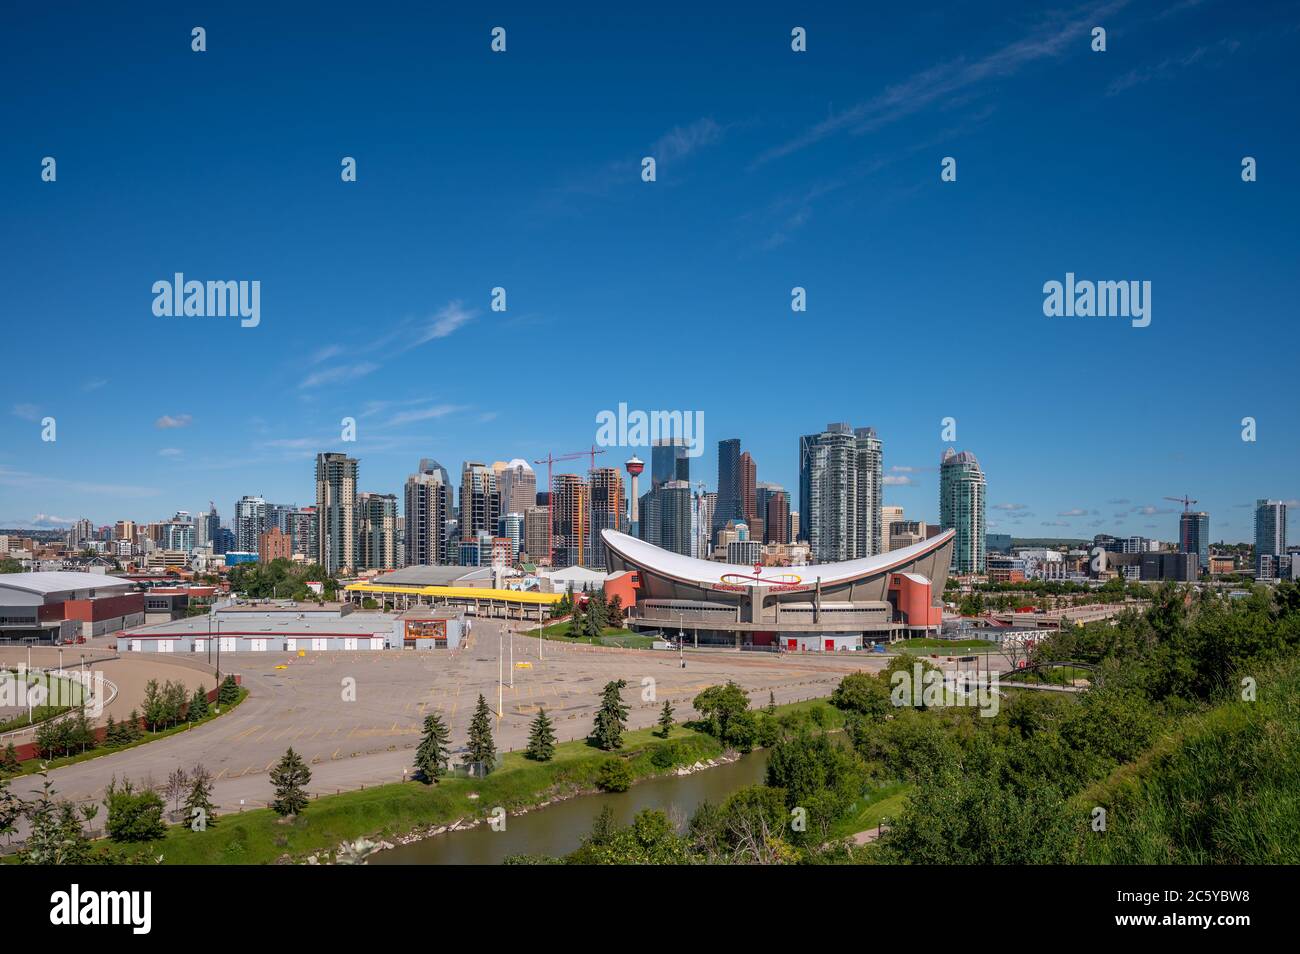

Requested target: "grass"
[
  {"left": 830, "top": 783, "right": 911, "bottom": 839},
  {"left": 5, "top": 689, "right": 249, "bottom": 777},
  {"left": 1073, "top": 655, "right": 1300, "bottom": 864},
  {"left": 98, "top": 694, "right": 839, "bottom": 865},
  {"left": 887, "top": 638, "right": 998, "bottom": 651},
  {"left": 1003, "top": 665, "right": 1092, "bottom": 685},
  {"left": 102, "top": 722, "right": 725, "bottom": 865},
  {"left": 523, "top": 621, "right": 655, "bottom": 648}
]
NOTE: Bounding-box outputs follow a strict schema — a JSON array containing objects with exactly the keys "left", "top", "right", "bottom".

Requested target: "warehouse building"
[
  {"left": 117, "top": 600, "right": 467, "bottom": 653},
  {"left": 0, "top": 572, "right": 143, "bottom": 642}
]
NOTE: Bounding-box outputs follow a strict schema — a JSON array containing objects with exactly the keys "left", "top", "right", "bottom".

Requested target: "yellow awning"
[{"left": 343, "top": 583, "right": 562, "bottom": 605}]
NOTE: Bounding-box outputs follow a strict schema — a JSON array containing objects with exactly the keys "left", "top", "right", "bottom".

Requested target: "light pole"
[{"left": 498, "top": 634, "right": 503, "bottom": 718}]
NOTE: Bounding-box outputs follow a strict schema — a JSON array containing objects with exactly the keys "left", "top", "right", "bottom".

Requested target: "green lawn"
[
  {"left": 887, "top": 638, "right": 998, "bottom": 652},
  {"left": 830, "top": 782, "right": 911, "bottom": 839},
  {"left": 523, "top": 621, "right": 656, "bottom": 648}
]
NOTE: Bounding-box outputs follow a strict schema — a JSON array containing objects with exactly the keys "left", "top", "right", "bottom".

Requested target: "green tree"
[
  {"left": 184, "top": 764, "right": 217, "bottom": 831},
  {"left": 104, "top": 777, "right": 167, "bottom": 842},
  {"left": 656, "top": 699, "right": 675, "bottom": 738},
  {"left": 218, "top": 675, "right": 240, "bottom": 706},
  {"left": 693, "top": 681, "right": 751, "bottom": 743},
  {"left": 187, "top": 685, "right": 210, "bottom": 721},
  {"left": 0, "top": 742, "right": 19, "bottom": 775},
  {"left": 414, "top": 712, "right": 451, "bottom": 782},
  {"left": 270, "top": 747, "right": 311, "bottom": 816},
  {"left": 464, "top": 694, "right": 497, "bottom": 774},
  {"left": 590, "top": 679, "right": 629, "bottom": 750},
  {"left": 525, "top": 707, "right": 557, "bottom": 762},
  {"left": 17, "top": 775, "right": 94, "bottom": 864},
  {"left": 831, "top": 670, "right": 892, "bottom": 723}
]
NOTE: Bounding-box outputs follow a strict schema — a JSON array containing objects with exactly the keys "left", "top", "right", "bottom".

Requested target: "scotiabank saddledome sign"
[{"left": 710, "top": 562, "right": 812, "bottom": 593}]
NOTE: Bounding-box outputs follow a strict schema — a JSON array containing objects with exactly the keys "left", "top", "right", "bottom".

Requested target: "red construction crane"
[
  {"left": 533, "top": 446, "right": 607, "bottom": 567},
  {"left": 1164, "top": 495, "right": 1199, "bottom": 512}
]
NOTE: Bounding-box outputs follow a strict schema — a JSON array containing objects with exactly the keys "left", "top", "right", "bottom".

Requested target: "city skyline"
[{"left": 4, "top": 2, "right": 1298, "bottom": 541}]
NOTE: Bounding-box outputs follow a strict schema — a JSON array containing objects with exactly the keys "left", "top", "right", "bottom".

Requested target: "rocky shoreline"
[{"left": 305, "top": 750, "right": 743, "bottom": 864}]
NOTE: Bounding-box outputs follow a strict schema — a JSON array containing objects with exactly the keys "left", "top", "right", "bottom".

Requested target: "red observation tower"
[{"left": 625, "top": 456, "right": 644, "bottom": 535}]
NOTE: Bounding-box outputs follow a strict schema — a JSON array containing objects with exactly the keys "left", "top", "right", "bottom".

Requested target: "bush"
[
  {"left": 105, "top": 778, "right": 167, "bottom": 842},
  {"left": 596, "top": 758, "right": 633, "bottom": 793}
]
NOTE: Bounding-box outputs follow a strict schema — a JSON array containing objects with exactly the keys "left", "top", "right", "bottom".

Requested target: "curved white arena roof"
[
  {"left": 601, "top": 528, "right": 955, "bottom": 588},
  {"left": 0, "top": 571, "right": 134, "bottom": 595}
]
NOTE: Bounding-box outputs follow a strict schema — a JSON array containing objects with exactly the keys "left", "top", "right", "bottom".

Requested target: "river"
[{"left": 372, "top": 750, "right": 770, "bottom": 865}]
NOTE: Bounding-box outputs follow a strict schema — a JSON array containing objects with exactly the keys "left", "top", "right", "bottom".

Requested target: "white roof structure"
[
  {"left": 0, "top": 571, "right": 134, "bottom": 596},
  {"left": 601, "top": 529, "right": 955, "bottom": 589}
]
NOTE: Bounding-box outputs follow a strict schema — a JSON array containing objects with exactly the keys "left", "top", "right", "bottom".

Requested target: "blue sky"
[{"left": 2, "top": 0, "right": 1297, "bottom": 543}]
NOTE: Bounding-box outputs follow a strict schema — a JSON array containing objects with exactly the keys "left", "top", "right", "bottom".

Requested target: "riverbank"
[{"left": 93, "top": 697, "right": 840, "bottom": 865}]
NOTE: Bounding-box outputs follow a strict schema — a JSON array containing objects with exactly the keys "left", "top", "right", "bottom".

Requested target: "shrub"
[{"left": 596, "top": 757, "right": 633, "bottom": 793}]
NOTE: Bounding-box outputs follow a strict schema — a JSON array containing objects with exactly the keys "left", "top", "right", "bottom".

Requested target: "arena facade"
[{"left": 601, "top": 529, "right": 954, "bottom": 650}]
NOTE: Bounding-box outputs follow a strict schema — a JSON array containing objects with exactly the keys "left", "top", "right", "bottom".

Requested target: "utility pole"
[
  {"left": 509, "top": 626, "right": 514, "bottom": 688},
  {"left": 498, "top": 634, "right": 503, "bottom": 718}
]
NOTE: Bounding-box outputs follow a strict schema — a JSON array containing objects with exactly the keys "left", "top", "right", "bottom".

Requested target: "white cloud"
[
  {"left": 155, "top": 414, "right": 193, "bottom": 429},
  {"left": 298, "top": 362, "right": 380, "bottom": 390}
]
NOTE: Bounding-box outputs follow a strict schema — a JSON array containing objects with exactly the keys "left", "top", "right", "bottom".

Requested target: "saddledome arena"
[{"left": 601, "top": 528, "right": 954, "bottom": 651}]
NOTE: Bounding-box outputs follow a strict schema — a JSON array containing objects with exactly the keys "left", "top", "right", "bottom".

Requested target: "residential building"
[
  {"left": 315, "top": 452, "right": 358, "bottom": 574},
  {"left": 1255, "top": 499, "right": 1288, "bottom": 577},
  {"left": 939, "top": 447, "right": 986, "bottom": 574},
  {"left": 404, "top": 459, "right": 453, "bottom": 567},
  {"left": 358, "top": 492, "right": 398, "bottom": 571}
]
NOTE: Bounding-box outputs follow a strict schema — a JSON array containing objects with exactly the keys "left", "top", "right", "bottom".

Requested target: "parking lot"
[{"left": 3, "top": 618, "right": 898, "bottom": 825}]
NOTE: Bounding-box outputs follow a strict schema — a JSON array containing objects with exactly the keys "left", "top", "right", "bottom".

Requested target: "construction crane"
[
  {"left": 1164, "top": 495, "right": 1199, "bottom": 512},
  {"left": 533, "top": 446, "right": 608, "bottom": 567}
]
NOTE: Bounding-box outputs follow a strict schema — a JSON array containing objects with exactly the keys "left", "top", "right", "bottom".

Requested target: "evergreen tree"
[
  {"left": 414, "top": 712, "right": 451, "bottom": 782},
  {"left": 464, "top": 694, "right": 497, "bottom": 775},
  {"left": 526, "top": 707, "right": 557, "bottom": 761},
  {"left": 102, "top": 715, "right": 120, "bottom": 747},
  {"left": 767, "top": 690, "right": 777, "bottom": 715},
  {"left": 657, "top": 699, "right": 675, "bottom": 738},
  {"left": 218, "top": 675, "right": 239, "bottom": 706},
  {"left": 270, "top": 747, "right": 311, "bottom": 816},
  {"left": 608, "top": 594, "right": 625, "bottom": 628},
  {"left": 183, "top": 764, "right": 216, "bottom": 831},
  {"left": 590, "top": 679, "right": 629, "bottom": 750},
  {"left": 124, "top": 709, "right": 143, "bottom": 742},
  {"left": 0, "top": 742, "right": 19, "bottom": 775},
  {"left": 188, "top": 685, "right": 210, "bottom": 721}
]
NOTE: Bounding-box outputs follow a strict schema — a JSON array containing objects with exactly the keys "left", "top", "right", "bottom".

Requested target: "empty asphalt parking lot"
[{"left": 6, "top": 619, "right": 918, "bottom": 824}]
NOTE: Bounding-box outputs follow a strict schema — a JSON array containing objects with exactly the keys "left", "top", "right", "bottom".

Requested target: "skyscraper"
[
  {"left": 854, "top": 428, "right": 883, "bottom": 558},
  {"left": 315, "top": 452, "right": 358, "bottom": 574},
  {"left": 651, "top": 438, "right": 690, "bottom": 489},
  {"left": 739, "top": 451, "right": 757, "bottom": 526},
  {"left": 1255, "top": 499, "right": 1288, "bottom": 576},
  {"left": 587, "top": 467, "right": 626, "bottom": 569},
  {"left": 233, "top": 495, "right": 268, "bottom": 553},
  {"left": 1179, "top": 510, "right": 1209, "bottom": 572},
  {"left": 551, "top": 474, "right": 589, "bottom": 568},
  {"left": 460, "top": 462, "right": 501, "bottom": 542},
  {"left": 498, "top": 459, "right": 537, "bottom": 516},
  {"left": 404, "top": 459, "right": 452, "bottom": 567},
  {"left": 524, "top": 505, "right": 550, "bottom": 563},
  {"left": 712, "top": 438, "right": 743, "bottom": 542},
  {"left": 939, "top": 447, "right": 986, "bottom": 575},
  {"left": 763, "top": 488, "right": 790, "bottom": 544},
  {"left": 358, "top": 492, "right": 398, "bottom": 571},
  {"left": 799, "top": 423, "right": 884, "bottom": 563}
]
